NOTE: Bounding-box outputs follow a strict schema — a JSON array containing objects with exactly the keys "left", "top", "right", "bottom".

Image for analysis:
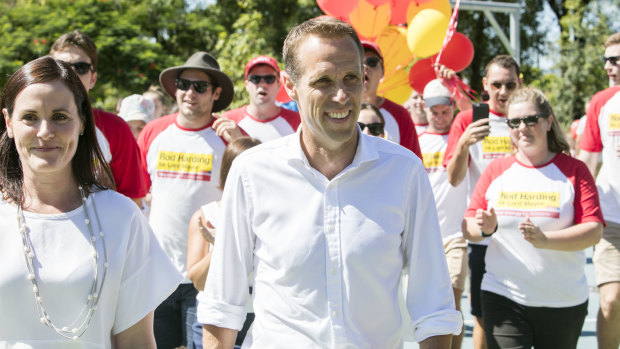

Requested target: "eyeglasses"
[
  {"left": 602, "top": 55, "right": 619, "bottom": 65},
  {"left": 69, "top": 62, "right": 93, "bottom": 75},
  {"left": 364, "top": 57, "right": 381, "bottom": 68},
  {"left": 358, "top": 121, "right": 384, "bottom": 136},
  {"left": 489, "top": 81, "right": 518, "bottom": 91},
  {"left": 247, "top": 74, "right": 277, "bottom": 84},
  {"left": 506, "top": 114, "right": 548, "bottom": 129},
  {"left": 176, "top": 78, "right": 213, "bottom": 94}
]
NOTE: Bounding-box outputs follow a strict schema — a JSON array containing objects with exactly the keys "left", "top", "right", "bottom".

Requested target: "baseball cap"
[
  {"left": 361, "top": 40, "right": 383, "bottom": 60},
  {"left": 118, "top": 94, "right": 155, "bottom": 123},
  {"left": 423, "top": 79, "right": 453, "bottom": 108},
  {"left": 245, "top": 56, "right": 280, "bottom": 79}
]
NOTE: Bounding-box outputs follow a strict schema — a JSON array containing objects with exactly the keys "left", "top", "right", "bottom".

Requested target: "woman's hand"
[
  {"left": 519, "top": 216, "right": 547, "bottom": 248},
  {"left": 198, "top": 213, "right": 216, "bottom": 244},
  {"left": 476, "top": 207, "right": 497, "bottom": 235}
]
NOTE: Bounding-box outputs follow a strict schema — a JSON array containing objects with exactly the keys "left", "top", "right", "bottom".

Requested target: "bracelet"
[{"left": 480, "top": 224, "right": 498, "bottom": 237}]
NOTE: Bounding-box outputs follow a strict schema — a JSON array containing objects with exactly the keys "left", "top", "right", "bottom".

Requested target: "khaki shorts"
[
  {"left": 593, "top": 221, "right": 620, "bottom": 286},
  {"left": 444, "top": 237, "right": 469, "bottom": 291}
]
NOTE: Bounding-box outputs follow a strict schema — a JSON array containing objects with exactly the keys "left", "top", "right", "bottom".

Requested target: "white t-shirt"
[
  {"left": 223, "top": 105, "right": 300, "bottom": 143},
  {"left": 0, "top": 190, "right": 182, "bottom": 348},
  {"left": 466, "top": 154, "right": 604, "bottom": 307},
  {"left": 199, "top": 131, "right": 462, "bottom": 347},
  {"left": 419, "top": 131, "right": 469, "bottom": 242},
  {"left": 579, "top": 86, "right": 620, "bottom": 224},
  {"left": 138, "top": 114, "right": 225, "bottom": 282}
]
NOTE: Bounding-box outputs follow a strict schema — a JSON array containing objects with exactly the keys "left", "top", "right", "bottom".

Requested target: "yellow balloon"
[
  {"left": 377, "top": 68, "right": 412, "bottom": 105},
  {"left": 349, "top": 0, "right": 391, "bottom": 39},
  {"left": 376, "top": 26, "right": 415, "bottom": 75},
  {"left": 407, "top": 9, "right": 449, "bottom": 58},
  {"left": 407, "top": 0, "right": 452, "bottom": 23}
]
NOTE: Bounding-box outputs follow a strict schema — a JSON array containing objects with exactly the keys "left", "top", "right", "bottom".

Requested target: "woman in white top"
[
  {"left": 463, "top": 87, "right": 604, "bottom": 349},
  {"left": 0, "top": 56, "right": 181, "bottom": 348}
]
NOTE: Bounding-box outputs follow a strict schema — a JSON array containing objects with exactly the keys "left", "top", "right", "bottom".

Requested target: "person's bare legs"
[
  {"left": 598, "top": 281, "right": 620, "bottom": 349},
  {"left": 451, "top": 288, "right": 464, "bottom": 349},
  {"left": 473, "top": 315, "right": 487, "bottom": 349}
]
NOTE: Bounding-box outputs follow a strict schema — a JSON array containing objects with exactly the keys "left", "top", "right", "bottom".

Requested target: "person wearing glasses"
[
  {"left": 442, "top": 54, "right": 522, "bottom": 349},
  {"left": 418, "top": 79, "right": 469, "bottom": 349},
  {"left": 360, "top": 41, "right": 422, "bottom": 158},
  {"left": 49, "top": 31, "right": 146, "bottom": 208},
  {"left": 358, "top": 103, "right": 385, "bottom": 138},
  {"left": 578, "top": 32, "right": 620, "bottom": 349},
  {"left": 222, "top": 56, "right": 300, "bottom": 143},
  {"left": 137, "top": 51, "right": 241, "bottom": 349},
  {"left": 463, "top": 87, "right": 603, "bottom": 349}
]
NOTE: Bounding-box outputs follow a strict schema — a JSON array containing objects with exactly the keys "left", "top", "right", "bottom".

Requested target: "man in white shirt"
[{"left": 200, "top": 17, "right": 462, "bottom": 349}]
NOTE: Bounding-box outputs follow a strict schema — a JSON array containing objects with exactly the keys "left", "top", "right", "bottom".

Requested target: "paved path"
[{"left": 403, "top": 247, "right": 599, "bottom": 348}]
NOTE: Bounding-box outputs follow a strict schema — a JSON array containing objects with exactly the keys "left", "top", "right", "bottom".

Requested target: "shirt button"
[
  {"left": 327, "top": 225, "right": 335, "bottom": 233},
  {"left": 332, "top": 311, "right": 339, "bottom": 317},
  {"left": 330, "top": 268, "right": 336, "bottom": 275}
]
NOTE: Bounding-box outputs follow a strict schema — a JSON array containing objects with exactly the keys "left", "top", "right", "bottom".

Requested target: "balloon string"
[{"left": 435, "top": 0, "right": 461, "bottom": 66}]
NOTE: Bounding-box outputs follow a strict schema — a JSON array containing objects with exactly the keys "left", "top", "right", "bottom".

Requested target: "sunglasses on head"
[
  {"left": 176, "top": 78, "right": 213, "bottom": 94},
  {"left": 364, "top": 57, "right": 381, "bottom": 68},
  {"left": 247, "top": 74, "right": 277, "bottom": 84},
  {"left": 358, "top": 121, "right": 384, "bottom": 136},
  {"left": 602, "top": 55, "right": 619, "bottom": 66},
  {"left": 506, "top": 114, "right": 548, "bottom": 129},
  {"left": 69, "top": 62, "right": 93, "bottom": 75},
  {"left": 490, "top": 81, "right": 518, "bottom": 91}
]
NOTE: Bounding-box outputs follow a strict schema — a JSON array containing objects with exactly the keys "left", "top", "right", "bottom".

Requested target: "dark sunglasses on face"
[
  {"left": 176, "top": 78, "right": 213, "bottom": 94},
  {"left": 602, "top": 55, "right": 619, "bottom": 65},
  {"left": 358, "top": 121, "right": 384, "bottom": 136},
  {"left": 248, "top": 74, "right": 277, "bottom": 84},
  {"left": 69, "top": 62, "right": 93, "bottom": 75},
  {"left": 364, "top": 57, "right": 381, "bottom": 68},
  {"left": 490, "top": 81, "right": 518, "bottom": 91},
  {"left": 506, "top": 114, "right": 548, "bottom": 129}
]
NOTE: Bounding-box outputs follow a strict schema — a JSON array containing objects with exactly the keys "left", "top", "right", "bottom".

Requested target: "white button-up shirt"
[{"left": 199, "top": 130, "right": 462, "bottom": 348}]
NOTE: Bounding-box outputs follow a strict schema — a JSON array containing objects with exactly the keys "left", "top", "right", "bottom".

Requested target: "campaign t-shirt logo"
[
  {"left": 608, "top": 113, "right": 620, "bottom": 136},
  {"left": 482, "top": 136, "right": 513, "bottom": 159},
  {"left": 156, "top": 151, "right": 213, "bottom": 181},
  {"left": 495, "top": 191, "right": 560, "bottom": 218},
  {"left": 422, "top": 151, "right": 446, "bottom": 173}
]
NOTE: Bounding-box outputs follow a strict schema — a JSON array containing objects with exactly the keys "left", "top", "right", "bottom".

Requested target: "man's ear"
[{"left": 281, "top": 71, "right": 297, "bottom": 102}]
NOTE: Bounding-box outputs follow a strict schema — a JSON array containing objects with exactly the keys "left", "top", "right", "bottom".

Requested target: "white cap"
[
  {"left": 423, "top": 79, "right": 452, "bottom": 108},
  {"left": 118, "top": 94, "right": 155, "bottom": 123}
]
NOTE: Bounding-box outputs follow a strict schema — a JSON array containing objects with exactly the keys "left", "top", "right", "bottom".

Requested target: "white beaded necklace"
[{"left": 16, "top": 186, "right": 108, "bottom": 340}]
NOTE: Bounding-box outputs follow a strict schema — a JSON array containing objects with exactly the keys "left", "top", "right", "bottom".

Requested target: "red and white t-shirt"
[
  {"left": 137, "top": 113, "right": 225, "bottom": 282},
  {"left": 223, "top": 106, "right": 300, "bottom": 143},
  {"left": 415, "top": 123, "right": 429, "bottom": 136},
  {"left": 465, "top": 153, "right": 603, "bottom": 307},
  {"left": 579, "top": 86, "right": 620, "bottom": 224},
  {"left": 419, "top": 131, "right": 469, "bottom": 242},
  {"left": 379, "top": 98, "right": 422, "bottom": 159},
  {"left": 93, "top": 109, "right": 146, "bottom": 199}
]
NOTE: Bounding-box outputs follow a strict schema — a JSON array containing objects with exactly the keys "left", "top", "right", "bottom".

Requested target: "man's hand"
[
  {"left": 198, "top": 212, "right": 216, "bottom": 244},
  {"left": 458, "top": 118, "right": 491, "bottom": 148},
  {"left": 212, "top": 113, "right": 243, "bottom": 142}
]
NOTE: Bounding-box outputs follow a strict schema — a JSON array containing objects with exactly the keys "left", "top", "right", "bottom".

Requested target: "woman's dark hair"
[
  {"left": 506, "top": 87, "right": 570, "bottom": 154},
  {"left": 0, "top": 56, "right": 113, "bottom": 204},
  {"left": 218, "top": 137, "right": 261, "bottom": 191}
]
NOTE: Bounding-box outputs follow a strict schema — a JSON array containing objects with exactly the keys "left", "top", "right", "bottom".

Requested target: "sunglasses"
[
  {"left": 364, "top": 57, "right": 381, "bottom": 68},
  {"left": 506, "top": 114, "right": 548, "bottom": 129},
  {"left": 247, "top": 74, "right": 277, "bottom": 84},
  {"left": 69, "top": 62, "right": 93, "bottom": 75},
  {"left": 602, "top": 55, "right": 619, "bottom": 66},
  {"left": 176, "top": 78, "right": 213, "bottom": 94},
  {"left": 358, "top": 121, "right": 384, "bottom": 136},
  {"left": 489, "top": 81, "right": 518, "bottom": 91}
]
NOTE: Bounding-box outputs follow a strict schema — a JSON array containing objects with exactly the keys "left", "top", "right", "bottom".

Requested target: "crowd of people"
[{"left": 1, "top": 16, "right": 619, "bottom": 349}]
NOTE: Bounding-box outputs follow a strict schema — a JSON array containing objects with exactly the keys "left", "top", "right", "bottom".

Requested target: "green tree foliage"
[{"left": 0, "top": 0, "right": 319, "bottom": 111}]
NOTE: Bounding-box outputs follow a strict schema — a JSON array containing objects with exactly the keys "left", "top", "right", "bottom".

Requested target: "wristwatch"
[{"left": 480, "top": 224, "right": 498, "bottom": 237}]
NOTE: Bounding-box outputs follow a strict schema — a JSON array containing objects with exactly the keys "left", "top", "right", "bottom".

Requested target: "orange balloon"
[
  {"left": 349, "top": 0, "right": 391, "bottom": 39},
  {"left": 406, "top": 0, "right": 451, "bottom": 22},
  {"left": 376, "top": 26, "right": 415, "bottom": 74},
  {"left": 377, "top": 68, "right": 412, "bottom": 104},
  {"left": 407, "top": 9, "right": 449, "bottom": 58}
]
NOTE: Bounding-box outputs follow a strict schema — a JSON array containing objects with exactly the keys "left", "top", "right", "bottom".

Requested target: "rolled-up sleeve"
[
  {"left": 402, "top": 164, "right": 463, "bottom": 342},
  {"left": 198, "top": 162, "right": 254, "bottom": 331}
]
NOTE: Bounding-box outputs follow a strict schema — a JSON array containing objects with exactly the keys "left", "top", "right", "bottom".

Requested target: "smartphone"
[{"left": 472, "top": 103, "right": 489, "bottom": 123}]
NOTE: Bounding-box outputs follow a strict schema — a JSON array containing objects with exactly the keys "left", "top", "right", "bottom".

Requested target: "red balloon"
[
  {"left": 367, "top": 0, "right": 390, "bottom": 5},
  {"left": 432, "top": 32, "right": 474, "bottom": 72},
  {"left": 317, "top": 0, "right": 359, "bottom": 18},
  {"left": 276, "top": 75, "right": 291, "bottom": 103},
  {"left": 408, "top": 57, "right": 436, "bottom": 93}
]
